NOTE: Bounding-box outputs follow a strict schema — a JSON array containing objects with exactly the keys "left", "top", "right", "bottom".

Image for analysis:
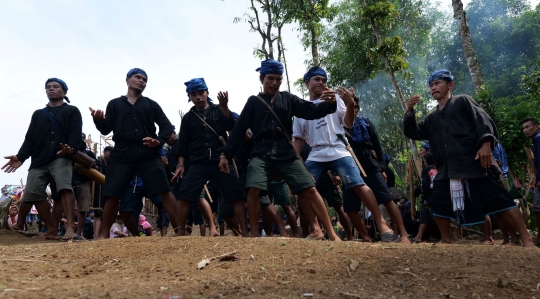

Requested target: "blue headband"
[
  {"left": 256, "top": 59, "right": 284, "bottom": 75},
  {"left": 427, "top": 69, "right": 453, "bottom": 86},
  {"left": 127, "top": 68, "right": 148, "bottom": 80},
  {"left": 171, "top": 125, "right": 176, "bottom": 131},
  {"left": 45, "top": 78, "right": 70, "bottom": 103},
  {"left": 303, "top": 67, "right": 327, "bottom": 82},
  {"left": 231, "top": 112, "right": 240, "bottom": 120},
  {"left": 383, "top": 153, "right": 392, "bottom": 162},
  {"left": 421, "top": 141, "right": 430, "bottom": 150},
  {"left": 185, "top": 78, "right": 211, "bottom": 103}
]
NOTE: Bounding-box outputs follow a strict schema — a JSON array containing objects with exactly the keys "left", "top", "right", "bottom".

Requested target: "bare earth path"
[{"left": 1, "top": 231, "right": 539, "bottom": 299}]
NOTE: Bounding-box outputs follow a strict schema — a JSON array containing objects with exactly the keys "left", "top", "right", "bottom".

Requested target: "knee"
[
  {"left": 247, "top": 188, "right": 260, "bottom": 197},
  {"left": 300, "top": 187, "right": 317, "bottom": 197}
]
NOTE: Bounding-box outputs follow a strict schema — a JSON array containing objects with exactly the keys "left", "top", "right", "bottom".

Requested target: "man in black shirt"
[
  {"left": 404, "top": 69, "right": 534, "bottom": 247},
  {"left": 90, "top": 68, "right": 180, "bottom": 239},
  {"left": 220, "top": 59, "right": 340, "bottom": 240},
  {"left": 3, "top": 78, "right": 82, "bottom": 239},
  {"left": 171, "top": 78, "right": 240, "bottom": 237}
]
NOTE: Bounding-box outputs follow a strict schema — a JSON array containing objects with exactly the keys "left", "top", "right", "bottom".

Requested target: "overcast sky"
[{"left": 0, "top": 0, "right": 538, "bottom": 186}]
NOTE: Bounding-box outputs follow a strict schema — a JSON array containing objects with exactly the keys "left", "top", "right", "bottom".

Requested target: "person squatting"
[{"left": 2, "top": 64, "right": 537, "bottom": 247}]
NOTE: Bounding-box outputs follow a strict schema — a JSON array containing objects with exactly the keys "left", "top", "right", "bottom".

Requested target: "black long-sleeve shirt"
[
  {"left": 93, "top": 96, "right": 173, "bottom": 162},
  {"left": 403, "top": 94, "right": 497, "bottom": 180},
  {"left": 344, "top": 118, "right": 385, "bottom": 176},
  {"left": 17, "top": 103, "right": 83, "bottom": 170},
  {"left": 222, "top": 91, "right": 337, "bottom": 161},
  {"left": 177, "top": 103, "right": 235, "bottom": 163}
]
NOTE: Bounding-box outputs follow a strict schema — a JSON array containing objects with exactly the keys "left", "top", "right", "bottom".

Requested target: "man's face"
[
  {"left": 46, "top": 82, "right": 66, "bottom": 101},
  {"left": 261, "top": 74, "right": 283, "bottom": 95},
  {"left": 126, "top": 74, "right": 147, "bottom": 92},
  {"left": 188, "top": 90, "right": 209, "bottom": 110},
  {"left": 399, "top": 199, "right": 406, "bottom": 207},
  {"left": 103, "top": 150, "right": 111, "bottom": 160},
  {"left": 419, "top": 147, "right": 429, "bottom": 157},
  {"left": 305, "top": 76, "right": 327, "bottom": 98},
  {"left": 523, "top": 121, "right": 539, "bottom": 138},
  {"left": 429, "top": 79, "right": 453, "bottom": 101}
]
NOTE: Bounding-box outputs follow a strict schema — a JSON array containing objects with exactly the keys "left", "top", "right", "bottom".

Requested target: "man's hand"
[
  {"left": 56, "top": 143, "right": 74, "bottom": 155},
  {"left": 337, "top": 86, "right": 355, "bottom": 106},
  {"left": 161, "top": 156, "right": 168, "bottom": 167},
  {"left": 475, "top": 141, "right": 493, "bottom": 168},
  {"left": 142, "top": 137, "right": 160, "bottom": 148},
  {"left": 219, "top": 157, "right": 230, "bottom": 174},
  {"left": 2, "top": 155, "right": 22, "bottom": 173},
  {"left": 217, "top": 91, "right": 229, "bottom": 107},
  {"left": 89, "top": 107, "right": 106, "bottom": 121},
  {"left": 382, "top": 171, "right": 388, "bottom": 183},
  {"left": 171, "top": 166, "right": 185, "bottom": 182},
  {"left": 407, "top": 95, "right": 421, "bottom": 113},
  {"left": 321, "top": 87, "right": 336, "bottom": 104}
]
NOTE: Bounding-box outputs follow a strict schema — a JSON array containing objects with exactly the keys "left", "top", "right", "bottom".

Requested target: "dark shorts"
[
  {"left": 119, "top": 187, "right": 144, "bottom": 214},
  {"left": 178, "top": 161, "right": 245, "bottom": 204},
  {"left": 419, "top": 203, "right": 434, "bottom": 224},
  {"left": 245, "top": 157, "right": 315, "bottom": 195},
  {"left": 104, "top": 159, "right": 170, "bottom": 198},
  {"left": 343, "top": 172, "right": 392, "bottom": 212},
  {"left": 267, "top": 181, "right": 291, "bottom": 206},
  {"left": 218, "top": 200, "right": 235, "bottom": 218},
  {"left": 316, "top": 176, "right": 343, "bottom": 208},
  {"left": 187, "top": 203, "right": 204, "bottom": 226},
  {"left": 431, "top": 169, "right": 518, "bottom": 226}
]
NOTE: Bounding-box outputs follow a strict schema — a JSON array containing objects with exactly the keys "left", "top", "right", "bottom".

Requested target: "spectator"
[
  {"left": 138, "top": 215, "right": 153, "bottom": 236},
  {"left": 7, "top": 206, "right": 18, "bottom": 227},
  {"left": 110, "top": 214, "right": 128, "bottom": 238}
]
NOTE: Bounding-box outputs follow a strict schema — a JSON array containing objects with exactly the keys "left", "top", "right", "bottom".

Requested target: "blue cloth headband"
[
  {"left": 303, "top": 67, "right": 327, "bottom": 82},
  {"left": 127, "top": 68, "right": 148, "bottom": 80},
  {"left": 256, "top": 59, "right": 284, "bottom": 75},
  {"left": 185, "top": 78, "right": 210, "bottom": 102},
  {"left": 421, "top": 141, "right": 430, "bottom": 150},
  {"left": 427, "top": 69, "right": 453, "bottom": 86}
]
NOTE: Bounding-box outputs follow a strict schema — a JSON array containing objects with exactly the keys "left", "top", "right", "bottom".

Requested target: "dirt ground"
[{"left": 0, "top": 230, "right": 539, "bottom": 299}]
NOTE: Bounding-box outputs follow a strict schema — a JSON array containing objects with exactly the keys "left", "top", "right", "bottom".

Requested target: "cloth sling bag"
[
  {"left": 191, "top": 111, "right": 239, "bottom": 176},
  {"left": 255, "top": 95, "right": 315, "bottom": 183}
]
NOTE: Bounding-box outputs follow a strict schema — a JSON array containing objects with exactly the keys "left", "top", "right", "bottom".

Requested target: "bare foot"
[
  {"left": 399, "top": 237, "right": 411, "bottom": 244},
  {"left": 39, "top": 230, "right": 59, "bottom": 240},
  {"left": 306, "top": 232, "right": 325, "bottom": 240},
  {"left": 11, "top": 224, "right": 24, "bottom": 231},
  {"left": 479, "top": 238, "right": 494, "bottom": 245},
  {"left": 63, "top": 228, "right": 76, "bottom": 240}
]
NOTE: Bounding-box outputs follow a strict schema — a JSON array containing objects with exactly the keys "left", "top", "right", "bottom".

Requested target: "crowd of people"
[{"left": 2, "top": 62, "right": 539, "bottom": 248}]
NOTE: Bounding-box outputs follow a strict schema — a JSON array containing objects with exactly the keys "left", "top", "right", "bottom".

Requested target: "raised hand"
[
  {"left": 407, "top": 95, "right": 421, "bottom": 113},
  {"left": 321, "top": 87, "right": 337, "bottom": 104},
  {"left": 89, "top": 107, "right": 105, "bottom": 121},
  {"left": 56, "top": 143, "right": 74, "bottom": 155},
  {"left": 2, "top": 155, "right": 22, "bottom": 173},
  {"left": 337, "top": 86, "right": 355, "bottom": 106},
  {"left": 217, "top": 91, "right": 229, "bottom": 107},
  {"left": 142, "top": 137, "right": 160, "bottom": 148}
]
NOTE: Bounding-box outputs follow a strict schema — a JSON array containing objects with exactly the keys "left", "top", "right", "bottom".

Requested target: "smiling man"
[
  {"left": 219, "top": 60, "right": 341, "bottom": 240},
  {"left": 90, "top": 68, "right": 180, "bottom": 239},
  {"left": 404, "top": 69, "right": 534, "bottom": 247},
  {"left": 2, "top": 78, "right": 82, "bottom": 240}
]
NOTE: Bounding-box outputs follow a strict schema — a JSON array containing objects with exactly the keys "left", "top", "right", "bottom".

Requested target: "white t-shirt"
[{"left": 293, "top": 95, "right": 351, "bottom": 162}]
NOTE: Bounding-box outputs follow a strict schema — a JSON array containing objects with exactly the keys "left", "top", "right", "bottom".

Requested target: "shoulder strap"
[
  {"left": 191, "top": 111, "right": 226, "bottom": 146},
  {"left": 255, "top": 95, "right": 293, "bottom": 143},
  {"left": 41, "top": 107, "right": 68, "bottom": 140}
]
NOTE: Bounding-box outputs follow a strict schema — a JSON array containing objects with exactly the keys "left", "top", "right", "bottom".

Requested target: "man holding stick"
[{"left": 292, "top": 67, "right": 394, "bottom": 241}]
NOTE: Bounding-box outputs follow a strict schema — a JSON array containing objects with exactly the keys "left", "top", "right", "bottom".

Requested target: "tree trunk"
[
  {"left": 452, "top": 0, "right": 485, "bottom": 92},
  {"left": 309, "top": 0, "right": 320, "bottom": 66},
  {"left": 360, "top": 0, "right": 419, "bottom": 165}
]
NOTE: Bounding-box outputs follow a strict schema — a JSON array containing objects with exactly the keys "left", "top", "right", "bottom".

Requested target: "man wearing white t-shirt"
[{"left": 292, "top": 66, "right": 394, "bottom": 241}]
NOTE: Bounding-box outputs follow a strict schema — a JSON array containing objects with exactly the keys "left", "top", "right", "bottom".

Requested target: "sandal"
[{"left": 381, "top": 232, "right": 396, "bottom": 242}]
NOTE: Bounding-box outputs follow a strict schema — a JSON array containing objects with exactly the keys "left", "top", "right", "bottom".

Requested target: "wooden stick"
[{"left": 203, "top": 184, "right": 213, "bottom": 203}]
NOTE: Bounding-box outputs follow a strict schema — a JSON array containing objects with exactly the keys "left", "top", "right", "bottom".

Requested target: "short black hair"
[
  {"left": 522, "top": 118, "right": 539, "bottom": 126},
  {"left": 104, "top": 146, "right": 113, "bottom": 152}
]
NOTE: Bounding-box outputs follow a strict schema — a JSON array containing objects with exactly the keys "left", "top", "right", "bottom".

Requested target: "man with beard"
[
  {"left": 90, "top": 68, "right": 180, "bottom": 239},
  {"left": 3, "top": 78, "right": 82, "bottom": 240}
]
